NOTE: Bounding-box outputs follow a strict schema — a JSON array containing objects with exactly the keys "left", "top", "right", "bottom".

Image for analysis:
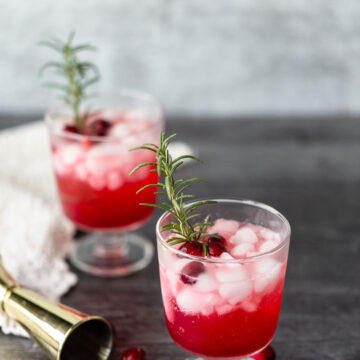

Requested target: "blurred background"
[{"left": 1, "top": 0, "right": 360, "bottom": 119}]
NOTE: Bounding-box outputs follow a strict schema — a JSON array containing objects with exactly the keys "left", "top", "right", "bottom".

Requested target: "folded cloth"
[{"left": 0, "top": 121, "right": 76, "bottom": 337}]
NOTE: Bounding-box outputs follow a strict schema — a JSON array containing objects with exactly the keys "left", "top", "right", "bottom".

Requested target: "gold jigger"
[{"left": 0, "top": 259, "right": 113, "bottom": 360}]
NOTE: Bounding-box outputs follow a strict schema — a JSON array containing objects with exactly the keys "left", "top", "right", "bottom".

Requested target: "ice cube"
[
  {"left": 229, "top": 227, "right": 258, "bottom": 245},
  {"left": 177, "top": 289, "right": 204, "bottom": 314},
  {"left": 219, "top": 279, "right": 252, "bottom": 305},
  {"left": 241, "top": 299, "right": 258, "bottom": 313},
  {"left": 214, "top": 252, "right": 235, "bottom": 269},
  {"left": 75, "top": 163, "right": 88, "bottom": 181},
  {"left": 253, "top": 258, "right": 282, "bottom": 293},
  {"left": 167, "top": 270, "right": 180, "bottom": 296},
  {"left": 107, "top": 171, "right": 124, "bottom": 190},
  {"left": 194, "top": 273, "right": 217, "bottom": 292},
  {"left": 216, "top": 304, "right": 233, "bottom": 316},
  {"left": 259, "top": 227, "right": 282, "bottom": 243},
  {"left": 53, "top": 153, "right": 70, "bottom": 176},
  {"left": 201, "top": 293, "right": 222, "bottom": 316},
  {"left": 85, "top": 143, "right": 128, "bottom": 176},
  {"left": 125, "top": 151, "right": 155, "bottom": 182},
  {"left": 215, "top": 266, "right": 248, "bottom": 283},
  {"left": 125, "top": 109, "right": 148, "bottom": 125},
  {"left": 216, "top": 266, "right": 252, "bottom": 304},
  {"left": 121, "top": 134, "right": 144, "bottom": 149},
  {"left": 59, "top": 144, "right": 86, "bottom": 166},
  {"left": 231, "top": 242, "right": 255, "bottom": 258},
  {"left": 203, "top": 292, "right": 223, "bottom": 307},
  {"left": 260, "top": 240, "right": 279, "bottom": 253},
  {"left": 89, "top": 176, "right": 105, "bottom": 191},
  {"left": 173, "top": 258, "right": 192, "bottom": 273},
  {"left": 209, "top": 219, "right": 239, "bottom": 239},
  {"left": 219, "top": 252, "right": 234, "bottom": 260},
  {"left": 109, "top": 123, "right": 131, "bottom": 138},
  {"left": 200, "top": 306, "right": 213, "bottom": 316}
]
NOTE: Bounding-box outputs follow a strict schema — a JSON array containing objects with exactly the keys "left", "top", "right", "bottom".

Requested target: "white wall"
[{"left": 1, "top": 0, "right": 360, "bottom": 117}]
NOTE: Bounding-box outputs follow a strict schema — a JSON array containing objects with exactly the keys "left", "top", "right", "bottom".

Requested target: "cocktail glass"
[
  {"left": 46, "top": 90, "right": 164, "bottom": 277},
  {"left": 156, "top": 199, "right": 290, "bottom": 359}
]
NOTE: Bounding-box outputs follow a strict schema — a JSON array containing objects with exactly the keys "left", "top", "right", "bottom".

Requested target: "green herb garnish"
[
  {"left": 39, "top": 31, "right": 100, "bottom": 129},
  {"left": 130, "top": 131, "right": 218, "bottom": 255}
]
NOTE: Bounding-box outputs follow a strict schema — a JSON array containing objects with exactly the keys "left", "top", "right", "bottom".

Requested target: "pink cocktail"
[
  {"left": 156, "top": 199, "right": 290, "bottom": 359},
  {"left": 46, "top": 91, "right": 163, "bottom": 276}
]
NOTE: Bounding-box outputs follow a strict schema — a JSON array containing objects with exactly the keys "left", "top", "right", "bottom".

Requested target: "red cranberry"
[
  {"left": 88, "top": 119, "right": 111, "bottom": 136},
  {"left": 180, "top": 261, "right": 205, "bottom": 285},
  {"left": 179, "top": 241, "right": 204, "bottom": 256},
  {"left": 63, "top": 124, "right": 80, "bottom": 134},
  {"left": 122, "top": 347, "right": 146, "bottom": 360},
  {"left": 207, "top": 239, "right": 226, "bottom": 257},
  {"left": 252, "top": 345, "right": 276, "bottom": 360},
  {"left": 204, "top": 235, "right": 226, "bottom": 245}
]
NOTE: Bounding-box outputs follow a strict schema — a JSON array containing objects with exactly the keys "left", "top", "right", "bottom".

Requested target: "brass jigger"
[{"left": 0, "top": 259, "right": 113, "bottom": 360}]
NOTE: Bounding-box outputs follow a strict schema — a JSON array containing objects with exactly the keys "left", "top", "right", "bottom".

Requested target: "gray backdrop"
[{"left": 1, "top": 0, "right": 360, "bottom": 117}]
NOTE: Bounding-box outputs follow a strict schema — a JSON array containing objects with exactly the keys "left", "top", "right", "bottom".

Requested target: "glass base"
[{"left": 69, "top": 232, "right": 154, "bottom": 277}]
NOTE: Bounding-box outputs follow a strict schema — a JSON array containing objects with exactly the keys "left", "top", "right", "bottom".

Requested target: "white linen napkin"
[{"left": 0, "top": 121, "right": 77, "bottom": 337}]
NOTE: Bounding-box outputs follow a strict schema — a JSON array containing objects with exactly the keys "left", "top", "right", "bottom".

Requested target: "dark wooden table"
[{"left": 0, "top": 115, "right": 359, "bottom": 359}]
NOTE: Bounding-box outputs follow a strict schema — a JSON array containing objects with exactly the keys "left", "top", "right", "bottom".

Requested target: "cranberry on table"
[
  {"left": 88, "top": 118, "right": 111, "bottom": 136},
  {"left": 121, "top": 347, "right": 146, "bottom": 360},
  {"left": 63, "top": 124, "right": 80, "bottom": 134},
  {"left": 179, "top": 241, "right": 204, "bottom": 256},
  {"left": 180, "top": 261, "right": 205, "bottom": 285},
  {"left": 207, "top": 239, "right": 226, "bottom": 257},
  {"left": 252, "top": 345, "right": 276, "bottom": 360}
]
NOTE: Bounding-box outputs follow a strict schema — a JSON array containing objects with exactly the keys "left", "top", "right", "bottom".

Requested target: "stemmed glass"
[
  {"left": 46, "top": 90, "right": 164, "bottom": 277},
  {"left": 156, "top": 199, "right": 290, "bottom": 359}
]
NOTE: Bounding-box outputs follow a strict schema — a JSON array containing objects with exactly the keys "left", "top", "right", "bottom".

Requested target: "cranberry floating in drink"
[
  {"left": 41, "top": 33, "right": 163, "bottom": 276},
  {"left": 132, "top": 132, "right": 290, "bottom": 359}
]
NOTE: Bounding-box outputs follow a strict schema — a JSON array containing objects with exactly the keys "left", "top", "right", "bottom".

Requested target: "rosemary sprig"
[
  {"left": 130, "top": 131, "right": 218, "bottom": 255},
  {"left": 39, "top": 31, "right": 100, "bottom": 129}
]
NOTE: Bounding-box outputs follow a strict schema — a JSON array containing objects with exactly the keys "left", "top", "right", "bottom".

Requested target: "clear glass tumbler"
[
  {"left": 46, "top": 90, "right": 164, "bottom": 277},
  {"left": 156, "top": 199, "right": 290, "bottom": 359}
]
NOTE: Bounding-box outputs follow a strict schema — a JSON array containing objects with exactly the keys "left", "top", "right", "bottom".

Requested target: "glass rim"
[
  {"left": 44, "top": 88, "right": 164, "bottom": 142},
  {"left": 156, "top": 198, "right": 291, "bottom": 263}
]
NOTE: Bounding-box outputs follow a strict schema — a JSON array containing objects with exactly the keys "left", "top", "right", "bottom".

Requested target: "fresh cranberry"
[
  {"left": 63, "top": 124, "right": 80, "bottom": 134},
  {"left": 180, "top": 261, "right": 205, "bottom": 285},
  {"left": 252, "top": 345, "right": 276, "bottom": 360},
  {"left": 121, "top": 347, "right": 146, "bottom": 360},
  {"left": 204, "top": 235, "right": 226, "bottom": 245},
  {"left": 207, "top": 239, "right": 226, "bottom": 257},
  {"left": 179, "top": 241, "right": 204, "bottom": 256},
  {"left": 88, "top": 119, "right": 111, "bottom": 136}
]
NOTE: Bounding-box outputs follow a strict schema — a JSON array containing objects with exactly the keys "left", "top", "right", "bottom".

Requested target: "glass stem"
[{"left": 94, "top": 233, "right": 129, "bottom": 259}]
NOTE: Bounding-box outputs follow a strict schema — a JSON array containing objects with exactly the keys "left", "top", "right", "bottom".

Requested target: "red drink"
[
  {"left": 46, "top": 91, "right": 164, "bottom": 277},
  {"left": 50, "top": 113, "right": 160, "bottom": 231},
  {"left": 157, "top": 200, "right": 290, "bottom": 358},
  {"left": 55, "top": 166, "right": 158, "bottom": 230}
]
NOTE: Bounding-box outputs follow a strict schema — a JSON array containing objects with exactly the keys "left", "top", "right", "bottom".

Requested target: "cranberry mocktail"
[
  {"left": 49, "top": 111, "right": 160, "bottom": 231},
  {"left": 157, "top": 200, "right": 290, "bottom": 359}
]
